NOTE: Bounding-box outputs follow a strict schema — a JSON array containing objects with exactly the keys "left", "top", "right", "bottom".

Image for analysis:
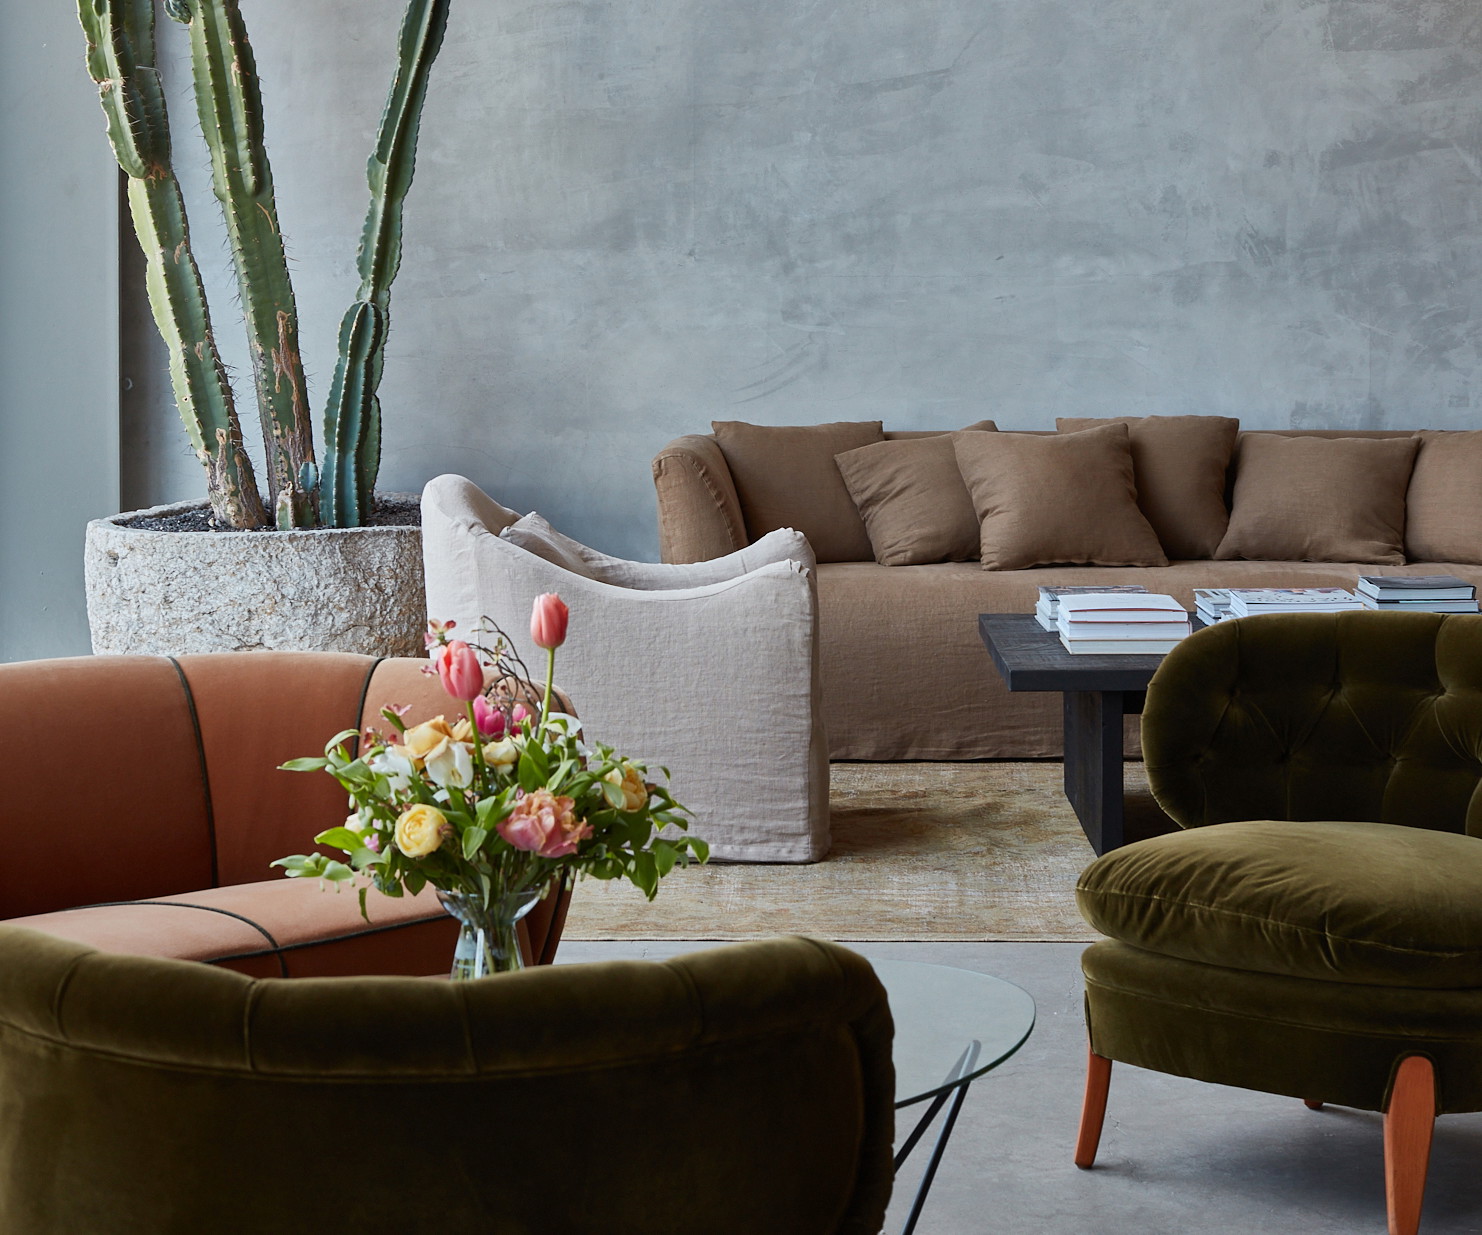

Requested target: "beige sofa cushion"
[
  {"left": 712, "top": 420, "right": 884, "bottom": 562},
  {"left": 834, "top": 426, "right": 997, "bottom": 565},
  {"left": 953, "top": 424, "right": 1168, "bottom": 570},
  {"left": 1216, "top": 434, "right": 1419, "bottom": 565},
  {"left": 1406, "top": 430, "right": 1482, "bottom": 565},
  {"left": 1056, "top": 415, "right": 1239, "bottom": 558}
]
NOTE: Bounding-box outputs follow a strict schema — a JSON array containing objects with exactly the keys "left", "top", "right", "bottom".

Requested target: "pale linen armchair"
[{"left": 421, "top": 474, "right": 829, "bottom": 861}]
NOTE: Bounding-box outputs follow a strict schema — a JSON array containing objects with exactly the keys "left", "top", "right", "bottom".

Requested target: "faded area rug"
[{"left": 562, "top": 762, "right": 1174, "bottom": 942}]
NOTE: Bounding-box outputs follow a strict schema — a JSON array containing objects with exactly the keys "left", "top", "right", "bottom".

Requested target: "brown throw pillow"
[
  {"left": 1056, "top": 415, "right": 1239, "bottom": 559},
  {"left": 1215, "top": 434, "right": 1420, "bottom": 565},
  {"left": 712, "top": 420, "right": 884, "bottom": 562},
  {"left": 834, "top": 425, "right": 998, "bottom": 565},
  {"left": 952, "top": 424, "right": 1168, "bottom": 570},
  {"left": 1405, "top": 430, "right": 1482, "bottom": 564}
]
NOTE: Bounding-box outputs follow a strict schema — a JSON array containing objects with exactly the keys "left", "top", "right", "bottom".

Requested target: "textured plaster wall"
[
  {"left": 125, "top": 0, "right": 1482, "bottom": 560},
  {"left": 1, "top": 2, "right": 118, "bottom": 660}
]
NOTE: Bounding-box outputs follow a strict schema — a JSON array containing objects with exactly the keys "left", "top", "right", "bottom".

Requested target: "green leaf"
[
  {"left": 404, "top": 869, "right": 427, "bottom": 896},
  {"left": 652, "top": 840, "right": 678, "bottom": 878},
  {"left": 689, "top": 837, "right": 710, "bottom": 863},
  {"left": 358, "top": 885, "right": 369, "bottom": 920},
  {"left": 461, "top": 825, "right": 488, "bottom": 861},
  {"left": 280, "top": 757, "right": 329, "bottom": 772},
  {"left": 599, "top": 778, "right": 626, "bottom": 809},
  {"left": 270, "top": 853, "right": 326, "bottom": 877},
  {"left": 629, "top": 851, "right": 658, "bottom": 899},
  {"left": 314, "top": 826, "right": 367, "bottom": 852},
  {"left": 322, "top": 860, "right": 357, "bottom": 884}
]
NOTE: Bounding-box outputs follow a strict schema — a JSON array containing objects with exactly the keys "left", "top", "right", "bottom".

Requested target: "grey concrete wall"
[
  {"left": 126, "top": 0, "right": 1482, "bottom": 561},
  {"left": 0, "top": 2, "right": 119, "bottom": 660}
]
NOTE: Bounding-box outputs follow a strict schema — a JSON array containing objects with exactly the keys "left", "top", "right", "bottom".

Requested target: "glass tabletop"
[{"left": 871, "top": 959, "right": 1036, "bottom": 1108}]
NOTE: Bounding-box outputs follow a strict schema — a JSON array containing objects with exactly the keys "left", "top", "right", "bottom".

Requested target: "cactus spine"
[
  {"left": 78, "top": 0, "right": 267, "bottom": 530},
  {"left": 175, "top": 0, "right": 317, "bottom": 529},
  {"left": 320, "top": 0, "right": 451, "bottom": 528}
]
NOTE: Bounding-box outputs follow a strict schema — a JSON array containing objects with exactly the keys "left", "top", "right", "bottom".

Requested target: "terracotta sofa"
[
  {"left": 653, "top": 423, "right": 1482, "bottom": 760},
  {"left": 1, "top": 653, "right": 569, "bottom": 974}
]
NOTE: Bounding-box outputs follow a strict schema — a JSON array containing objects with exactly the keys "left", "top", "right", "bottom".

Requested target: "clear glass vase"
[{"left": 437, "top": 888, "right": 541, "bottom": 979}]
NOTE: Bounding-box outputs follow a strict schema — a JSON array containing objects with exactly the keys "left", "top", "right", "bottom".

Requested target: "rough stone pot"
[{"left": 85, "top": 498, "right": 426, "bottom": 657}]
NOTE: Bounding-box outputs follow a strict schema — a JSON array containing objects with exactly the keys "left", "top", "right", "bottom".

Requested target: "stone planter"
[{"left": 85, "top": 498, "right": 426, "bottom": 657}]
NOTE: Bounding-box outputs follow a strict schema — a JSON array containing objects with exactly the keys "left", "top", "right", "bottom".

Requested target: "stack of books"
[
  {"left": 1355, "top": 575, "right": 1479, "bottom": 614},
  {"left": 1194, "top": 588, "right": 1233, "bottom": 625},
  {"left": 1057, "top": 593, "right": 1191, "bottom": 655},
  {"left": 1035, "top": 584, "right": 1148, "bottom": 632},
  {"left": 1226, "top": 587, "right": 1365, "bottom": 617}
]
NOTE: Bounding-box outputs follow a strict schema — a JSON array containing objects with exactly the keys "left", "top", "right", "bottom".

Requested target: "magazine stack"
[
  {"left": 1226, "top": 587, "right": 1365, "bottom": 617},
  {"left": 1035, "top": 584, "right": 1148, "bottom": 632},
  {"left": 1057, "top": 593, "right": 1191, "bottom": 655},
  {"left": 1193, "top": 588, "right": 1233, "bottom": 625},
  {"left": 1355, "top": 575, "right": 1479, "bottom": 614}
]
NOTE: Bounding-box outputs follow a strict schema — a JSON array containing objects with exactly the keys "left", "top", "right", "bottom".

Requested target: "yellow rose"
[
  {"left": 482, "top": 737, "right": 519, "bottom": 767},
  {"left": 604, "top": 762, "right": 649, "bottom": 812},
  {"left": 402, "top": 717, "right": 455, "bottom": 762},
  {"left": 394, "top": 803, "right": 449, "bottom": 858}
]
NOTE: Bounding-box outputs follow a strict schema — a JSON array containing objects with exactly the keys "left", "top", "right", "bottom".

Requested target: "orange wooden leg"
[
  {"left": 1384, "top": 1055, "right": 1436, "bottom": 1235},
  {"left": 1075, "top": 1047, "right": 1113, "bottom": 1169},
  {"left": 1304, "top": 1099, "right": 1324, "bottom": 1110}
]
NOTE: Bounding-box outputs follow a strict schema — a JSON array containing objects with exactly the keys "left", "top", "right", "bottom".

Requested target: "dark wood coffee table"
[{"left": 979, "top": 613, "right": 1197, "bottom": 855}]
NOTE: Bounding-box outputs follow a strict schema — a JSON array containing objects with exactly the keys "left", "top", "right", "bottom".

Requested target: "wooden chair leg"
[
  {"left": 1384, "top": 1055, "right": 1435, "bottom": 1235},
  {"left": 1303, "top": 1099, "right": 1324, "bottom": 1110},
  {"left": 1075, "top": 1047, "right": 1113, "bottom": 1169}
]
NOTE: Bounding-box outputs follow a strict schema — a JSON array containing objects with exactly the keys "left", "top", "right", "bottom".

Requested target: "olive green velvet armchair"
[
  {"left": 1074, "top": 611, "right": 1482, "bottom": 1235},
  {"left": 0, "top": 930, "right": 894, "bottom": 1234}
]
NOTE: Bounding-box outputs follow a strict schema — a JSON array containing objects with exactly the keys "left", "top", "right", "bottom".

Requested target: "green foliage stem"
[
  {"left": 77, "top": 0, "right": 267, "bottom": 530},
  {"left": 320, "top": 0, "right": 451, "bottom": 528},
  {"left": 176, "top": 0, "right": 317, "bottom": 529}
]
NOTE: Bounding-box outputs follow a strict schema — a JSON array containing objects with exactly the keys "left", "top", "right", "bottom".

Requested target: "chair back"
[
  {"left": 1143, "top": 612, "right": 1482, "bottom": 835},
  {"left": 0, "top": 930, "right": 894, "bottom": 1235}
]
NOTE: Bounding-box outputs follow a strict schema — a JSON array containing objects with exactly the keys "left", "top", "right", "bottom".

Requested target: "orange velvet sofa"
[{"left": 1, "top": 653, "right": 569, "bottom": 976}]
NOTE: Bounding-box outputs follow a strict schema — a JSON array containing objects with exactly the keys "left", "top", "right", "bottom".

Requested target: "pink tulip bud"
[
  {"left": 530, "top": 593, "right": 569, "bottom": 651},
  {"left": 472, "top": 695, "right": 506, "bottom": 739},
  {"left": 434, "top": 640, "right": 484, "bottom": 702},
  {"left": 512, "top": 703, "right": 534, "bottom": 732}
]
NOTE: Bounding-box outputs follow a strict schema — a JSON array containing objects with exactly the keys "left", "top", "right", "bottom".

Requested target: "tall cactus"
[
  {"left": 319, "top": 0, "right": 451, "bottom": 528},
  {"left": 173, "top": 0, "right": 317, "bottom": 529},
  {"left": 77, "top": 0, "right": 267, "bottom": 530}
]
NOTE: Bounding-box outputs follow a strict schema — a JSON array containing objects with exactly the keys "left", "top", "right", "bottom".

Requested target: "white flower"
[
  {"left": 367, "top": 749, "right": 416, "bottom": 794},
  {"left": 424, "top": 738, "right": 475, "bottom": 789}
]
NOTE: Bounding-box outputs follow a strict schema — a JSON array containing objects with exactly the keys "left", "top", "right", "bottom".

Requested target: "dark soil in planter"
[{"left": 124, "top": 494, "right": 423, "bottom": 533}]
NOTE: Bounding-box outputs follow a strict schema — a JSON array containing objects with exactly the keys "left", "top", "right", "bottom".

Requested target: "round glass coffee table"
[{"left": 873, "top": 959, "right": 1036, "bottom": 1235}]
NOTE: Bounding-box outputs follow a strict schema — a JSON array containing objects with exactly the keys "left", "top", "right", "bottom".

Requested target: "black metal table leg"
[{"left": 894, "top": 1039, "right": 983, "bottom": 1235}]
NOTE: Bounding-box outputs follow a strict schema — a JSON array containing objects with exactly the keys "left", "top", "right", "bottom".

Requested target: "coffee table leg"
[
  {"left": 894, "top": 1040, "right": 982, "bottom": 1235},
  {"left": 1063, "top": 691, "right": 1125, "bottom": 855}
]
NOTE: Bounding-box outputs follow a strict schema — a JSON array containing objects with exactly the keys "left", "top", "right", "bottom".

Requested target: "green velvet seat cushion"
[{"left": 1077, "top": 819, "right": 1482, "bottom": 988}]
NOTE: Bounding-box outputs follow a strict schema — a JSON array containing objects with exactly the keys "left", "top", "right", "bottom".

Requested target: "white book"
[
  {"left": 1058, "top": 593, "right": 1187, "bottom": 623},
  {"left": 1058, "top": 636, "right": 1185, "bottom": 655},
  {"left": 1059, "top": 621, "right": 1192, "bottom": 640},
  {"left": 1035, "top": 584, "right": 1148, "bottom": 625},
  {"left": 1359, "top": 596, "right": 1480, "bottom": 614},
  {"left": 1227, "top": 588, "right": 1363, "bottom": 616}
]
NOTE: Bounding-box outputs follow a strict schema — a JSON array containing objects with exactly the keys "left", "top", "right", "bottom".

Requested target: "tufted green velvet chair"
[
  {"left": 0, "top": 930, "right": 894, "bottom": 1234},
  {"left": 1073, "top": 611, "right": 1482, "bottom": 1235}
]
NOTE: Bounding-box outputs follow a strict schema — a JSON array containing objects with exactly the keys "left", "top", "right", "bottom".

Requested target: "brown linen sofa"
[
  {"left": 654, "top": 425, "right": 1482, "bottom": 760},
  {"left": 1, "top": 653, "right": 569, "bottom": 975}
]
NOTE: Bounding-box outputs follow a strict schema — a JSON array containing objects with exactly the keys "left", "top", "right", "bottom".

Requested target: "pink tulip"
[
  {"left": 434, "top": 640, "right": 484, "bottom": 702},
  {"left": 472, "top": 695, "right": 506, "bottom": 739},
  {"left": 530, "top": 593, "right": 569, "bottom": 651},
  {"left": 511, "top": 703, "right": 534, "bottom": 732}
]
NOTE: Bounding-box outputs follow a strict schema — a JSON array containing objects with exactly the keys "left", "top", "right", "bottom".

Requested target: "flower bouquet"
[{"left": 274, "top": 594, "right": 707, "bottom": 978}]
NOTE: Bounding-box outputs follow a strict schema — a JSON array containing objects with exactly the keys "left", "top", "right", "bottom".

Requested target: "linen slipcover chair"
[
  {"left": 1073, "top": 611, "right": 1482, "bottom": 1235},
  {"left": 0, "top": 653, "right": 569, "bottom": 974},
  {"left": 0, "top": 931, "right": 894, "bottom": 1234},
  {"left": 421, "top": 473, "right": 830, "bottom": 861}
]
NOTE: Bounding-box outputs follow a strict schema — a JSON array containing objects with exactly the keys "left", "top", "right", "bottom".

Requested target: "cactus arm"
[
  {"left": 179, "top": 0, "right": 317, "bottom": 529},
  {"left": 78, "top": 0, "right": 267, "bottom": 529},
  {"left": 320, "top": 0, "right": 450, "bottom": 528}
]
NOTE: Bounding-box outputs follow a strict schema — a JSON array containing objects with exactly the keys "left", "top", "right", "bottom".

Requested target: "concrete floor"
[{"left": 557, "top": 940, "right": 1482, "bottom": 1235}]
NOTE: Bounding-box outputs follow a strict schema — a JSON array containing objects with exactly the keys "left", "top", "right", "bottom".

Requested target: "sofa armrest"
[{"left": 652, "top": 434, "right": 748, "bottom": 563}]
